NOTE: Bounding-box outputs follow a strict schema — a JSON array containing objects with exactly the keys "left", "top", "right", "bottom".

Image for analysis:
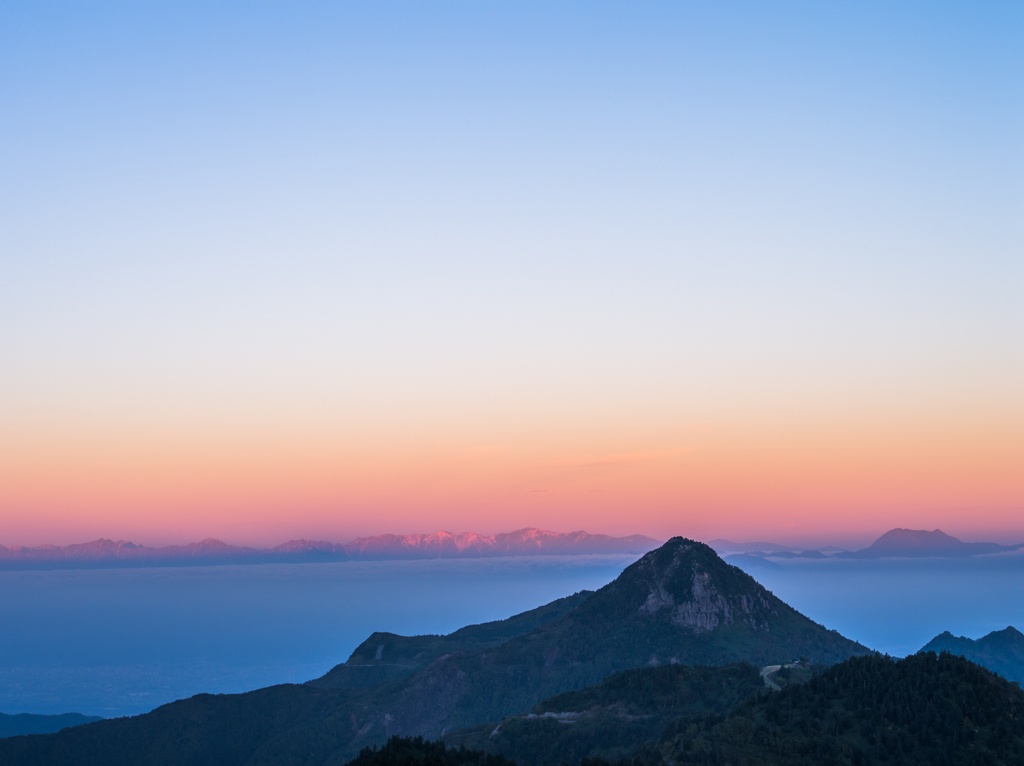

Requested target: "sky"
[{"left": 1, "top": 1, "right": 1021, "bottom": 549}]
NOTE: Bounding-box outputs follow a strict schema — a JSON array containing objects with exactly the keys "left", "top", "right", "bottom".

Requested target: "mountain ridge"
[
  {"left": 0, "top": 528, "right": 661, "bottom": 570},
  {"left": 920, "top": 626, "right": 1024, "bottom": 683},
  {"left": 312, "top": 537, "right": 870, "bottom": 746},
  {"left": 0, "top": 536, "right": 872, "bottom": 765}
]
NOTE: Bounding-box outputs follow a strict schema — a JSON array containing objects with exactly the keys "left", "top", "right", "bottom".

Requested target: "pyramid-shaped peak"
[
  {"left": 578, "top": 536, "right": 784, "bottom": 635},
  {"left": 648, "top": 535, "right": 753, "bottom": 579},
  {"left": 629, "top": 536, "right": 733, "bottom": 586},
  {"left": 642, "top": 535, "right": 719, "bottom": 563},
  {"left": 547, "top": 535, "right": 869, "bottom": 668}
]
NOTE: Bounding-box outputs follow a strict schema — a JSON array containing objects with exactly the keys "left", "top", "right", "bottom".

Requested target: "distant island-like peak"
[{"left": 837, "top": 528, "right": 1024, "bottom": 559}]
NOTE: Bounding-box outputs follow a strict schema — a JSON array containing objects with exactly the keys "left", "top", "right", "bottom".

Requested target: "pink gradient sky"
[
  {"left": 3, "top": 394, "right": 1021, "bottom": 549},
  {"left": 1, "top": 3, "right": 1021, "bottom": 550}
]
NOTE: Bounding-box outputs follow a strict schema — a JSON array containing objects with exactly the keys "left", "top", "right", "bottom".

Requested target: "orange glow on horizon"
[{"left": 2, "top": 401, "right": 1020, "bottom": 550}]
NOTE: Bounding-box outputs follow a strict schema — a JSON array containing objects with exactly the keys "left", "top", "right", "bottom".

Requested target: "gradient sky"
[{"left": 1, "top": 1, "right": 1021, "bottom": 549}]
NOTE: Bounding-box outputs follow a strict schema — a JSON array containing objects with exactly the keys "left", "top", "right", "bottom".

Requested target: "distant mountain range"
[
  {"left": 0, "top": 529, "right": 661, "bottom": 570},
  {"left": 713, "top": 528, "right": 1024, "bottom": 561},
  {"left": 920, "top": 626, "right": 1024, "bottom": 684},
  {"left": 0, "top": 713, "right": 102, "bottom": 739},
  {"left": 9, "top": 527, "right": 1015, "bottom": 570}
]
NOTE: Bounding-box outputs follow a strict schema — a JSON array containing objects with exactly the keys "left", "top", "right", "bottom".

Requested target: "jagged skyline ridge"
[{"left": 0, "top": 527, "right": 661, "bottom": 570}]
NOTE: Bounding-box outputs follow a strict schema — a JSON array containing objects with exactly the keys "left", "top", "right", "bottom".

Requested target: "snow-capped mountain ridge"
[{"left": 0, "top": 529, "right": 661, "bottom": 570}]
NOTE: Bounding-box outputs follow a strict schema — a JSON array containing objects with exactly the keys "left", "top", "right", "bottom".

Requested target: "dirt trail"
[{"left": 760, "top": 665, "right": 782, "bottom": 691}]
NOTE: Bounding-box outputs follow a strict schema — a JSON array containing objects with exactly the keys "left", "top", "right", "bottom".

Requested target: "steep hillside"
[
  {"left": 347, "top": 737, "right": 514, "bottom": 766},
  {"left": 0, "top": 685, "right": 359, "bottom": 766},
  {"left": 921, "top": 626, "right": 1024, "bottom": 684},
  {"left": 308, "top": 591, "right": 593, "bottom": 689},
  {"left": 336, "top": 538, "right": 869, "bottom": 742},
  {"left": 445, "top": 664, "right": 766, "bottom": 765},
  {"left": 655, "top": 652, "right": 1024, "bottom": 765}
]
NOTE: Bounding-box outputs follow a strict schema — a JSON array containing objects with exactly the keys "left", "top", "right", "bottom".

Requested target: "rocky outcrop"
[{"left": 635, "top": 541, "right": 775, "bottom": 632}]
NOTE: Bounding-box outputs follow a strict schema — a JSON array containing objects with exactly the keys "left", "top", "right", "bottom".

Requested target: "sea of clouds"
[{"left": 2, "top": 552, "right": 1022, "bottom": 717}]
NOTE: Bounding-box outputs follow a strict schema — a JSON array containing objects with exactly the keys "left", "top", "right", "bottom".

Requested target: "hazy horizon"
[
  {"left": 3, "top": 552, "right": 1021, "bottom": 718},
  {"left": 5, "top": 524, "right": 1024, "bottom": 554},
  {"left": 0, "top": 555, "right": 644, "bottom": 717}
]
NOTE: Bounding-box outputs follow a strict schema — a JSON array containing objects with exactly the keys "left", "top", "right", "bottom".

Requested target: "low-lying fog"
[
  {"left": 1, "top": 552, "right": 1021, "bottom": 717},
  {"left": 731, "top": 552, "right": 1024, "bottom": 657},
  {"left": 0, "top": 555, "right": 640, "bottom": 717}
]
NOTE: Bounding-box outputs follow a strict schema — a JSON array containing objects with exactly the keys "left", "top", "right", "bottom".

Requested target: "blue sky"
[{"left": 1, "top": 1, "right": 1021, "bottom": 546}]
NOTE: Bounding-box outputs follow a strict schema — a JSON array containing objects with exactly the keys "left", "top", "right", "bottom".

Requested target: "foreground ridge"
[{"left": 656, "top": 652, "right": 1024, "bottom": 765}]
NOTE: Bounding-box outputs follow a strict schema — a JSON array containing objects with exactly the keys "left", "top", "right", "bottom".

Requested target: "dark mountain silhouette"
[
  {"left": 347, "top": 737, "right": 514, "bottom": 766},
  {"left": 920, "top": 626, "right": 1024, "bottom": 684},
  {"left": 0, "top": 537, "right": 870, "bottom": 765},
  {"left": 343, "top": 537, "right": 867, "bottom": 740},
  {"left": 320, "top": 655, "right": 1024, "bottom": 766},
  {"left": 308, "top": 591, "right": 593, "bottom": 690},
  {"left": 0, "top": 712, "right": 101, "bottom": 739},
  {"left": 0, "top": 529, "right": 660, "bottom": 570},
  {"left": 837, "top": 528, "right": 1024, "bottom": 559}
]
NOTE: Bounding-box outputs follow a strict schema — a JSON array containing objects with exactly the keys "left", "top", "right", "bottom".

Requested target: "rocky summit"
[{"left": 519, "top": 537, "right": 870, "bottom": 672}]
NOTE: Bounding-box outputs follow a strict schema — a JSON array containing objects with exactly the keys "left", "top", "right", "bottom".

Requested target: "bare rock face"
[
  {"left": 634, "top": 540, "right": 776, "bottom": 632},
  {"left": 672, "top": 570, "right": 732, "bottom": 630}
]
